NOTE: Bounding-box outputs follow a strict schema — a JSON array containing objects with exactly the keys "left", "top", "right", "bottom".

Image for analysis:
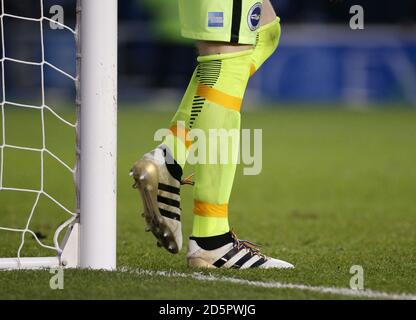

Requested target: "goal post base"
[
  {"left": 0, "top": 257, "right": 60, "bottom": 270},
  {"left": 60, "top": 220, "right": 80, "bottom": 268}
]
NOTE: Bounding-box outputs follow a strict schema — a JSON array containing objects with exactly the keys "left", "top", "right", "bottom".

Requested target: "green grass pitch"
[{"left": 0, "top": 105, "right": 415, "bottom": 299}]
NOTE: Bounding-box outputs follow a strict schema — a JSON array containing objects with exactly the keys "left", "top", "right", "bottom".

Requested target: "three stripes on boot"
[
  {"left": 157, "top": 183, "right": 181, "bottom": 221},
  {"left": 213, "top": 246, "right": 267, "bottom": 269}
]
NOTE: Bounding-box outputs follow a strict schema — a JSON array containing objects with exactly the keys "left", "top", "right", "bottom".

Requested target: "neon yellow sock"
[
  {"left": 192, "top": 215, "right": 230, "bottom": 238},
  {"left": 161, "top": 21, "right": 282, "bottom": 237},
  {"left": 190, "top": 50, "right": 253, "bottom": 237}
]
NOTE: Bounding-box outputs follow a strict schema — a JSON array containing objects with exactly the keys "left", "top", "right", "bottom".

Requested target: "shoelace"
[
  {"left": 181, "top": 173, "right": 195, "bottom": 186},
  {"left": 230, "top": 230, "right": 266, "bottom": 258}
]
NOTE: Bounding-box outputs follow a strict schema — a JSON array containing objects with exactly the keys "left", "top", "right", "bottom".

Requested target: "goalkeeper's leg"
[
  {"left": 131, "top": 0, "right": 257, "bottom": 254},
  {"left": 189, "top": 0, "right": 281, "bottom": 238},
  {"left": 132, "top": 0, "right": 293, "bottom": 268},
  {"left": 185, "top": 48, "right": 291, "bottom": 269},
  {"left": 185, "top": 2, "right": 292, "bottom": 269}
]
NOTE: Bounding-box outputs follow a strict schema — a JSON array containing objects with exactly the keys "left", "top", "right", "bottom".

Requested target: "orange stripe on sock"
[
  {"left": 193, "top": 200, "right": 228, "bottom": 218},
  {"left": 196, "top": 83, "right": 242, "bottom": 112},
  {"left": 250, "top": 64, "right": 257, "bottom": 77},
  {"left": 169, "top": 124, "right": 192, "bottom": 149}
]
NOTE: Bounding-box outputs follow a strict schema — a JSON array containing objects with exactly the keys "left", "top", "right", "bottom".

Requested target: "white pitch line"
[{"left": 119, "top": 267, "right": 416, "bottom": 300}]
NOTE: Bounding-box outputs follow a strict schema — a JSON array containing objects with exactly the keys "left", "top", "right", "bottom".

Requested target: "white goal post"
[
  {"left": 0, "top": 0, "right": 117, "bottom": 270},
  {"left": 79, "top": 0, "right": 117, "bottom": 270}
]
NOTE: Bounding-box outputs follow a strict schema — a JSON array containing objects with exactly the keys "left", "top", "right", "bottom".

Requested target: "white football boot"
[
  {"left": 131, "top": 145, "right": 184, "bottom": 253},
  {"left": 187, "top": 231, "right": 294, "bottom": 269}
]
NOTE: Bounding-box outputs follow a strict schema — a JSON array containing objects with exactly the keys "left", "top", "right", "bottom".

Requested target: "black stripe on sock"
[
  {"left": 249, "top": 257, "right": 267, "bottom": 268},
  {"left": 200, "top": 69, "right": 221, "bottom": 73},
  {"left": 159, "top": 208, "right": 181, "bottom": 221},
  {"left": 190, "top": 232, "right": 234, "bottom": 251},
  {"left": 157, "top": 195, "right": 180, "bottom": 208},
  {"left": 231, "top": 252, "right": 253, "bottom": 269},
  {"left": 200, "top": 69, "right": 221, "bottom": 74},
  {"left": 231, "top": 0, "right": 242, "bottom": 43},
  {"left": 213, "top": 247, "right": 239, "bottom": 268},
  {"left": 200, "top": 76, "right": 220, "bottom": 81},
  {"left": 158, "top": 183, "right": 180, "bottom": 195}
]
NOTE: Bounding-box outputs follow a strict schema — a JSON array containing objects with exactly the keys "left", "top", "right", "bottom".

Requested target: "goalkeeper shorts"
[{"left": 179, "top": 0, "right": 263, "bottom": 45}]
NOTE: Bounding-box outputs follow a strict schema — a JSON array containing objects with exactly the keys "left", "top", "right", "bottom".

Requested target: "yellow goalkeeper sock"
[
  {"left": 190, "top": 50, "right": 253, "bottom": 237},
  {"left": 161, "top": 19, "right": 281, "bottom": 238}
]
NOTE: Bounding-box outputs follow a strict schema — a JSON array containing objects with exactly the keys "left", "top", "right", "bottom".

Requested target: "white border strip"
[{"left": 120, "top": 268, "right": 416, "bottom": 300}]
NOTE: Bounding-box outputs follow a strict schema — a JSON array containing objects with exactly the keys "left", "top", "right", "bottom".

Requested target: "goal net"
[{"left": 0, "top": 0, "right": 117, "bottom": 270}]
